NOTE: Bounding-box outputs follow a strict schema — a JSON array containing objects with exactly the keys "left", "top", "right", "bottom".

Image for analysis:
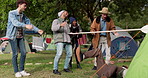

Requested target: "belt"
[{"left": 100, "top": 35, "right": 107, "bottom": 37}]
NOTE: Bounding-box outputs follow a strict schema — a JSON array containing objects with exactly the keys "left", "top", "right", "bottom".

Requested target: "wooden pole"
[{"left": 69, "top": 28, "right": 141, "bottom": 35}]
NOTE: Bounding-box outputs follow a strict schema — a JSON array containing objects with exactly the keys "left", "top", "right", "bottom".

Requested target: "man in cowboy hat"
[{"left": 89, "top": 7, "right": 119, "bottom": 70}]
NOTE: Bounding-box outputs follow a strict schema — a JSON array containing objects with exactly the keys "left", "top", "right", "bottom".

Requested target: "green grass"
[{"left": 0, "top": 50, "right": 131, "bottom": 78}]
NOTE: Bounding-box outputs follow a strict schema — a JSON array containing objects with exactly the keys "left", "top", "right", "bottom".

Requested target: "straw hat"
[{"left": 99, "top": 7, "right": 111, "bottom": 14}]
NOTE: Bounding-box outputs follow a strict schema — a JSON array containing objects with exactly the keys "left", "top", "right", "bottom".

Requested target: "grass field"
[{"left": 0, "top": 50, "right": 131, "bottom": 78}]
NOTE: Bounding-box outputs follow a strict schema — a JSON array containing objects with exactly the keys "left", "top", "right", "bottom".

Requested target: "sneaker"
[
  {"left": 69, "top": 62, "right": 72, "bottom": 69},
  {"left": 63, "top": 69, "right": 73, "bottom": 73},
  {"left": 92, "top": 66, "right": 97, "bottom": 70},
  {"left": 15, "top": 72, "right": 22, "bottom": 78},
  {"left": 20, "top": 70, "right": 30, "bottom": 76},
  {"left": 53, "top": 70, "right": 61, "bottom": 75},
  {"left": 0, "top": 51, "right": 3, "bottom": 54},
  {"left": 77, "top": 64, "right": 82, "bottom": 69}
]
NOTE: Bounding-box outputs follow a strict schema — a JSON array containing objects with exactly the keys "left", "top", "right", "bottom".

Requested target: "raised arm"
[{"left": 24, "top": 15, "right": 39, "bottom": 32}]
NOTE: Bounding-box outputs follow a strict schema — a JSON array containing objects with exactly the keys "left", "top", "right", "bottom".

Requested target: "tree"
[{"left": 0, "top": 0, "right": 147, "bottom": 35}]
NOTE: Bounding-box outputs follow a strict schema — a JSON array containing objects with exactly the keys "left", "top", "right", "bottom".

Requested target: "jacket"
[
  {"left": 6, "top": 9, "right": 39, "bottom": 40},
  {"left": 51, "top": 18, "right": 71, "bottom": 43},
  {"left": 90, "top": 16, "right": 116, "bottom": 48}
]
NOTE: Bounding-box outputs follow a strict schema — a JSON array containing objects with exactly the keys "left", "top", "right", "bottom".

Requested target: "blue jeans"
[
  {"left": 9, "top": 38, "right": 26, "bottom": 73},
  {"left": 53, "top": 42, "right": 72, "bottom": 70}
]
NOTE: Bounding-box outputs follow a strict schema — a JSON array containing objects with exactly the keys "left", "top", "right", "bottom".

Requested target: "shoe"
[
  {"left": 15, "top": 72, "right": 22, "bottom": 78},
  {"left": 69, "top": 65, "right": 72, "bottom": 69},
  {"left": 69, "top": 63, "right": 72, "bottom": 69},
  {"left": 53, "top": 70, "right": 61, "bottom": 75},
  {"left": 63, "top": 69, "right": 73, "bottom": 73},
  {"left": 20, "top": 70, "right": 30, "bottom": 76},
  {"left": 0, "top": 51, "right": 4, "bottom": 54},
  {"left": 77, "top": 64, "right": 82, "bottom": 69},
  {"left": 92, "top": 66, "right": 97, "bottom": 70}
]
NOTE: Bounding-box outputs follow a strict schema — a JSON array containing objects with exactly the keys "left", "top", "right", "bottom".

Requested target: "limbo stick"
[{"left": 69, "top": 25, "right": 148, "bottom": 34}]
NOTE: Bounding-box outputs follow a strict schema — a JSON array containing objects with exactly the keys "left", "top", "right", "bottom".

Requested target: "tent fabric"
[
  {"left": 0, "top": 41, "right": 9, "bottom": 52},
  {"left": 102, "top": 26, "right": 138, "bottom": 58},
  {"left": 110, "top": 26, "right": 133, "bottom": 41},
  {"left": 3, "top": 39, "right": 31, "bottom": 53},
  {"left": 125, "top": 33, "right": 148, "bottom": 78},
  {"left": 89, "top": 26, "right": 138, "bottom": 58},
  {"left": 44, "top": 35, "right": 56, "bottom": 50},
  {"left": 32, "top": 36, "right": 44, "bottom": 51},
  {"left": 2, "top": 42, "right": 12, "bottom": 53},
  {"left": 32, "top": 35, "right": 56, "bottom": 51},
  {"left": 110, "top": 36, "right": 138, "bottom": 58},
  {"left": 46, "top": 39, "right": 56, "bottom": 50}
]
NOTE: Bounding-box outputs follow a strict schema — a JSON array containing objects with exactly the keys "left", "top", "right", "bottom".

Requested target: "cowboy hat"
[{"left": 99, "top": 7, "right": 111, "bottom": 14}]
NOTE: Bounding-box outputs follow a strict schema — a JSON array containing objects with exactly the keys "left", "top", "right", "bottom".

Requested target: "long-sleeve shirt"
[{"left": 51, "top": 18, "right": 71, "bottom": 43}]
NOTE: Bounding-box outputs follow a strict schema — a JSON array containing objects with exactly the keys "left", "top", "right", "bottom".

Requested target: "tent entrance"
[{"left": 116, "top": 41, "right": 130, "bottom": 58}]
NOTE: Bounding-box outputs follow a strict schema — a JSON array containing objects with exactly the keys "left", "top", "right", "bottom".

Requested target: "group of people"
[
  {"left": 5, "top": 0, "right": 127, "bottom": 78},
  {"left": 51, "top": 10, "right": 83, "bottom": 75},
  {"left": 51, "top": 6, "right": 128, "bottom": 78}
]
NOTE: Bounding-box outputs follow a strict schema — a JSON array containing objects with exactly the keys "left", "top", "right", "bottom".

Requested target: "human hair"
[{"left": 16, "top": 0, "right": 27, "bottom": 7}]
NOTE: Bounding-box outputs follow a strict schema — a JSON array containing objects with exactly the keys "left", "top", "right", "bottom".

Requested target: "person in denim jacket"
[{"left": 6, "top": 0, "right": 43, "bottom": 77}]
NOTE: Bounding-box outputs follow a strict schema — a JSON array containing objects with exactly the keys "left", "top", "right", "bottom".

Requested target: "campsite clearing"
[{"left": 0, "top": 50, "right": 131, "bottom": 78}]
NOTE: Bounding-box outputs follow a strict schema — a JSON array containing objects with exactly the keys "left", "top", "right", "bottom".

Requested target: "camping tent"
[
  {"left": 125, "top": 33, "right": 148, "bottom": 78},
  {"left": 32, "top": 35, "right": 56, "bottom": 51},
  {"left": 44, "top": 35, "right": 56, "bottom": 50},
  {"left": 32, "top": 36, "right": 44, "bottom": 51},
  {"left": 46, "top": 39, "right": 56, "bottom": 50},
  {"left": 102, "top": 26, "right": 139, "bottom": 58},
  {"left": 2, "top": 39, "right": 31, "bottom": 54}
]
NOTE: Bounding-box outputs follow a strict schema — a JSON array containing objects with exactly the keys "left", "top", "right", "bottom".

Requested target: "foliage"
[
  {"left": 0, "top": 0, "right": 147, "bottom": 35},
  {"left": 0, "top": 0, "right": 16, "bottom": 30}
]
